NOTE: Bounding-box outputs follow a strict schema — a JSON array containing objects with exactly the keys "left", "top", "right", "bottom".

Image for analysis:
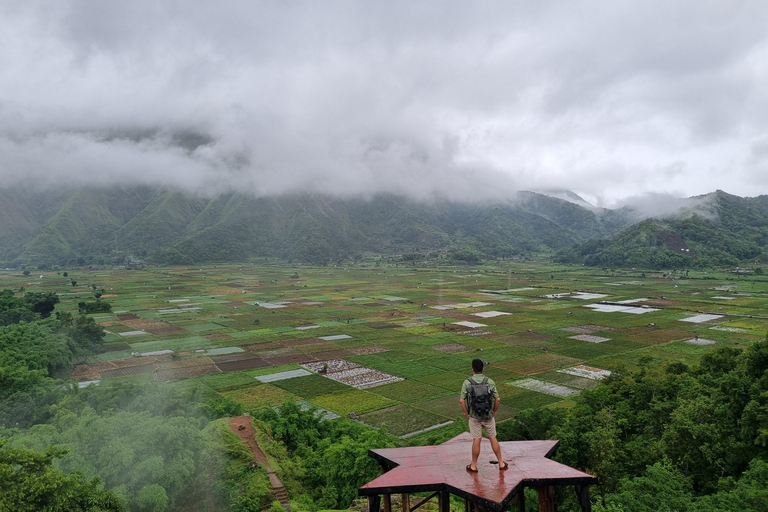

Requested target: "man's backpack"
[{"left": 467, "top": 376, "right": 492, "bottom": 416}]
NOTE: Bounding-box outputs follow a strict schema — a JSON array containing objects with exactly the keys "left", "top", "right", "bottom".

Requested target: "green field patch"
[
  {"left": 420, "top": 354, "right": 472, "bottom": 372},
  {"left": 412, "top": 371, "right": 466, "bottom": 391},
  {"left": 357, "top": 359, "right": 443, "bottom": 379},
  {"left": 311, "top": 389, "right": 397, "bottom": 416},
  {"left": 316, "top": 320, "right": 344, "bottom": 327},
  {"left": 181, "top": 322, "right": 228, "bottom": 333},
  {"left": 499, "top": 386, "right": 564, "bottom": 410},
  {"left": 93, "top": 350, "right": 133, "bottom": 362},
  {"left": 475, "top": 346, "right": 540, "bottom": 363},
  {"left": 223, "top": 383, "right": 296, "bottom": 409},
  {"left": 195, "top": 371, "right": 259, "bottom": 391},
  {"left": 271, "top": 374, "right": 350, "bottom": 398},
  {"left": 396, "top": 325, "right": 442, "bottom": 335},
  {"left": 482, "top": 366, "right": 524, "bottom": 383},
  {"left": 722, "top": 318, "right": 768, "bottom": 330},
  {"left": 549, "top": 338, "right": 644, "bottom": 360},
  {"left": 103, "top": 340, "right": 131, "bottom": 351},
  {"left": 412, "top": 395, "right": 462, "bottom": 419},
  {"left": 359, "top": 404, "right": 450, "bottom": 437},
  {"left": 536, "top": 370, "right": 600, "bottom": 390},
  {"left": 371, "top": 379, "right": 453, "bottom": 403},
  {"left": 449, "top": 337, "right": 505, "bottom": 350},
  {"left": 128, "top": 335, "right": 212, "bottom": 353}
]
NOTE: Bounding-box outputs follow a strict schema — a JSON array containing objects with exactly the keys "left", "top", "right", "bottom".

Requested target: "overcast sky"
[{"left": 2, "top": 1, "right": 768, "bottom": 206}]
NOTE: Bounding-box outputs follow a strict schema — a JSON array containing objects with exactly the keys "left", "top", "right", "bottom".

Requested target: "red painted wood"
[{"left": 360, "top": 432, "right": 596, "bottom": 510}]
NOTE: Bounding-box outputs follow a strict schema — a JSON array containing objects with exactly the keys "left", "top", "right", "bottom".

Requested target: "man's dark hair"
[{"left": 472, "top": 358, "right": 484, "bottom": 373}]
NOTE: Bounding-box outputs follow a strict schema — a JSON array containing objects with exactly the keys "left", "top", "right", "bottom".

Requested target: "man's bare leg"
[
  {"left": 489, "top": 437, "right": 507, "bottom": 468},
  {"left": 470, "top": 438, "right": 481, "bottom": 470}
]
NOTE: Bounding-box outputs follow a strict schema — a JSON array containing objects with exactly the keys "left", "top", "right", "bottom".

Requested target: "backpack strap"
[{"left": 481, "top": 376, "right": 488, "bottom": 385}]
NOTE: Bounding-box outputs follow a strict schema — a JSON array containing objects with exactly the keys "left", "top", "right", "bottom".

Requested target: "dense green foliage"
[
  {"left": 254, "top": 400, "right": 399, "bottom": 509},
  {"left": 500, "top": 337, "right": 768, "bottom": 511},
  {"left": 0, "top": 440, "right": 124, "bottom": 512},
  {"left": 4, "top": 382, "right": 225, "bottom": 512}
]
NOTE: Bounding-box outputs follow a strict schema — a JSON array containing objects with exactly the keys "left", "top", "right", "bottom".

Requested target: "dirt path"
[{"left": 228, "top": 416, "right": 290, "bottom": 510}]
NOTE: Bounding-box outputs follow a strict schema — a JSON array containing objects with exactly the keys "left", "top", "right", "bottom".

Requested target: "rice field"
[{"left": 4, "top": 261, "right": 767, "bottom": 432}]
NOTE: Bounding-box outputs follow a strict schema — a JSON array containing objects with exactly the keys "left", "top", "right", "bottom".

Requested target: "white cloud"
[{"left": 2, "top": 1, "right": 768, "bottom": 203}]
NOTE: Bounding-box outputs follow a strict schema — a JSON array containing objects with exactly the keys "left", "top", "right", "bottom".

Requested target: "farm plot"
[
  {"left": 155, "top": 365, "right": 220, "bottom": 381},
  {"left": 321, "top": 367, "right": 404, "bottom": 389},
  {"left": 494, "top": 353, "right": 583, "bottom": 375},
  {"left": 359, "top": 404, "right": 451, "bottom": 437},
  {"left": 510, "top": 378, "right": 580, "bottom": 397},
  {"left": 223, "top": 384, "right": 296, "bottom": 409},
  {"left": 271, "top": 374, "right": 350, "bottom": 398},
  {"left": 310, "top": 389, "right": 397, "bottom": 416},
  {"left": 371, "top": 379, "right": 453, "bottom": 403}
]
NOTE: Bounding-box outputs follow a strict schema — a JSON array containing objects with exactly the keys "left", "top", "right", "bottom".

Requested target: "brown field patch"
[
  {"left": 307, "top": 349, "right": 352, "bottom": 360},
  {"left": 280, "top": 338, "right": 324, "bottom": 347},
  {"left": 216, "top": 358, "right": 271, "bottom": 372},
  {"left": 71, "top": 364, "right": 101, "bottom": 381},
  {"left": 297, "top": 342, "right": 342, "bottom": 353},
  {"left": 110, "top": 356, "right": 166, "bottom": 368},
  {"left": 263, "top": 354, "right": 316, "bottom": 365},
  {"left": 242, "top": 342, "right": 282, "bottom": 352},
  {"left": 100, "top": 364, "right": 156, "bottom": 378},
  {"left": 155, "top": 365, "right": 221, "bottom": 381},
  {"left": 101, "top": 294, "right": 118, "bottom": 298},
  {"left": 495, "top": 353, "right": 582, "bottom": 375},
  {"left": 156, "top": 357, "right": 215, "bottom": 370},
  {"left": 211, "top": 352, "right": 261, "bottom": 364},
  {"left": 432, "top": 343, "right": 473, "bottom": 354},
  {"left": 208, "top": 289, "right": 248, "bottom": 295},
  {"left": 618, "top": 327, "right": 689, "bottom": 344},
  {"left": 499, "top": 332, "right": 553, "bottom": 347},
  {"left": 349, "top": 345, "right": 390, "bottom": 355},
  {"left": 143, "top": 322, "right": 186, "bottom": 335},
  {"left": 641, "top": 298, "right": 681, "bottom": 307}
]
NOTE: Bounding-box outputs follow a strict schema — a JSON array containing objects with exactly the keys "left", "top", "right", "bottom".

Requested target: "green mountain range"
[
  {"left": 2, "top": 187, "right": 767, "bottom": 268},
  {"left": 555, "top": 190, "right": 768, "bottom": 268}
]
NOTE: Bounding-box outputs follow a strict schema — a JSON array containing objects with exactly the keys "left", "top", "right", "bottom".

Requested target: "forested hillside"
[
  {"left": 0, "top": 186, "right": 628, "bottom": 266},
  {"left": 556, "top": 191, "right": 768, "bottom": 269}
]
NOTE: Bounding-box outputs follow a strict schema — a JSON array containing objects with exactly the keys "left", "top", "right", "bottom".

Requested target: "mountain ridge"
[{"left": 3, "top": 186, "right": 767, "bottom": 268}]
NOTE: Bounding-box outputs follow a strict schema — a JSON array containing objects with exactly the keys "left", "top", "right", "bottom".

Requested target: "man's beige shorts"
[{"left": 468, "top": 416, "right": 497, "bottom": 438}]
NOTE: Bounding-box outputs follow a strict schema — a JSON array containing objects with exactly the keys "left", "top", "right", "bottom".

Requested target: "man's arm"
[
  {"left": 459, "top": 398, "right": 470, "bottom": 418},
  {"left": 493, "top": 397, "right": 500, "bottom": 416}
]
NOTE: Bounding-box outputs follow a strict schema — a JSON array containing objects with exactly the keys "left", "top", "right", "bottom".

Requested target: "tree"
[
  {"left": 0, "top": 440, "right": 124, "bottom": 512},
  {"left": 22, "top": 270, "right": 30, "bottom": 277}
]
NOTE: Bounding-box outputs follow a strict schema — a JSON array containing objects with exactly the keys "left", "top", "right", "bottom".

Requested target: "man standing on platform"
[{"left": 460, "top": 358, "right": 508, "bottom": 472}]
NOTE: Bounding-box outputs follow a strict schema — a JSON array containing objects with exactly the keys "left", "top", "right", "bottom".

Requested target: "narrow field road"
[{"left": 228, "top": 415, "right": 290, "bottom": 510}]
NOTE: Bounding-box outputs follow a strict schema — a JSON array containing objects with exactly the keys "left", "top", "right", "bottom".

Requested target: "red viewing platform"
[{"left": 359, "top": 432, "right": 597, "bottom": 512}]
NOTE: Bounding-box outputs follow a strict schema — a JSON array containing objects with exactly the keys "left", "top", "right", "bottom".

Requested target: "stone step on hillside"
[{"left": 273, "top": 485, "right": 290, "bottom": 511}]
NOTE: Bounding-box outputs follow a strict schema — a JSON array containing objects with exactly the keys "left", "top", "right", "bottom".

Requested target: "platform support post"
[
  {"left": 438, "top": 491, "right": 450, "bottom": 512},
  {"left": 575, "top": 485, "right": 592, "bottom": 512},
  {"left": 368, "top": 495, "right": 381, "bottom": 512},
  {"left": 402, "top": 494, "right": 410, "bottom": 512},
  {"left": 383, "top": 494, "right": 391, "bottom": 512},
  {"left": 538, "top": 486, "right": 554, "bottom": 512}
]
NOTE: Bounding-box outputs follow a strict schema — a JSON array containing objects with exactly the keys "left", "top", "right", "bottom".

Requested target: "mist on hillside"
[{"left": 3, "top": 2, "right": 768, "bottom": 205}]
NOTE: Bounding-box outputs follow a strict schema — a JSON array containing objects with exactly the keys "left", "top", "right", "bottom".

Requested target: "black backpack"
[{"left": 467, "top": 376, "right": 492, "bottom": 416}]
